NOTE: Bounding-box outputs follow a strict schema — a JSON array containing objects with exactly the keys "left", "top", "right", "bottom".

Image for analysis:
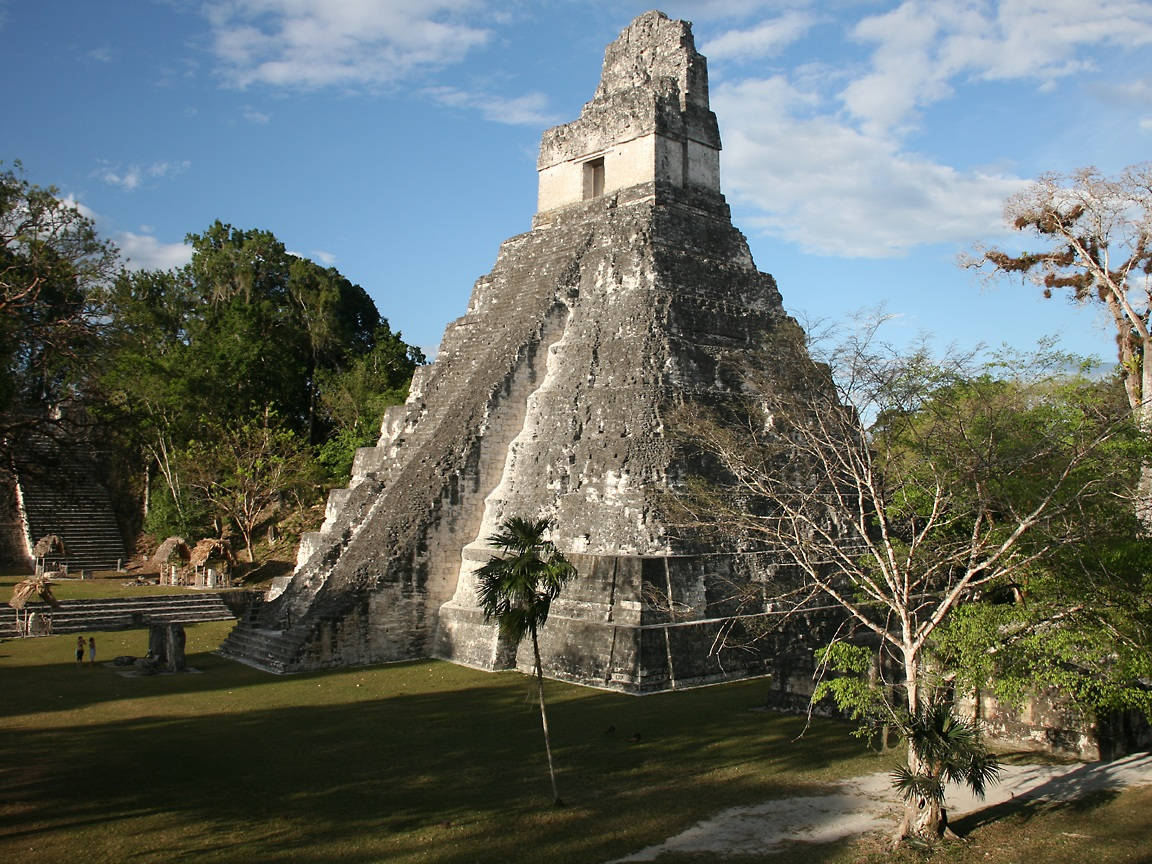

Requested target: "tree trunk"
[
  {"left": 892, "top": 644, "right": 950, "bottom": 844},
  {"left": 1135, "top": 343, "right": 1152, "bottom": 533},
  {"left": 895, "top": 795, "right": 947, "bottom": 843},
  {"left": 532, "top": 628, "right": 561, "bottom": 805}
]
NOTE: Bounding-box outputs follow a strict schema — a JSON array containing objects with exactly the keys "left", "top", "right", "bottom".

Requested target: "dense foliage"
[
  {"left": 676, "top": 320, "right": 1149, "bottom": 841},
  {"left": 0, "top": 164, "right": 424, "bottom": 561},
  {"left": 0, "top": 162, "right": 119, "bottom": 463}
]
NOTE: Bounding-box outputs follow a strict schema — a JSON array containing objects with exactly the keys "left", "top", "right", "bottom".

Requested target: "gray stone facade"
[{"left": 221, "top": 11, "right": 822, "bottom": 690}]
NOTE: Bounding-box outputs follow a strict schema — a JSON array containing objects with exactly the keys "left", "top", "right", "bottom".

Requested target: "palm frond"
[
  {"left": 476, "top": 516, "right": 575, "bottom": 642},
  {"left": 890, "top": 766, "right": 945, "bottom": 804}
]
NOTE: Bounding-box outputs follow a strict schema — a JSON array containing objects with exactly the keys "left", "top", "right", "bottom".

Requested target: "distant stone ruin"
[{"left": 221, "top": 10, "right": 825, "bottom": 690}]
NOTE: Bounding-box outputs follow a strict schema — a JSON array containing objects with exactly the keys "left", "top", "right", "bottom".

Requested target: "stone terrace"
[{"left": 0, "top": 593, "right": 237, "bottom": 640}]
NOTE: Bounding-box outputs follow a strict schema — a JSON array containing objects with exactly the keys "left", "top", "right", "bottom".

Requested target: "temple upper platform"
[{"left": 536, "top": 11, "right": 722, "bottom": 213}]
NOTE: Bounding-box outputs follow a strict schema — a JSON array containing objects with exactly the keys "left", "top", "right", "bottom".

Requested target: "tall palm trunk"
[
  {"left": 895, "top": 646, "right": 947, "bottom": 843},
  {"left": 531, "top": 626, "right": 560, "bottom": 804}
]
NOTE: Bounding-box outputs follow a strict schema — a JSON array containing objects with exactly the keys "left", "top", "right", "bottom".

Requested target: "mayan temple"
[{"left": 221, "top": 10, "right": 819, "bottom": 691}]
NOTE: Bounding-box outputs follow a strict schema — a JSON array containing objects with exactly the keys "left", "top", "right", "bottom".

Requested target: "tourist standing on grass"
[
  {"left": 75, "top": 636, "right": 84, "bottom": 665},
  {"left": 88, "top": 636, "right": 96, "bottom": 666}
]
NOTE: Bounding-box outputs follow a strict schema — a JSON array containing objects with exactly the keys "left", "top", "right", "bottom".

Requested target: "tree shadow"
[{"left": 0, "top": 663, "right": 880, "bottom": 864}]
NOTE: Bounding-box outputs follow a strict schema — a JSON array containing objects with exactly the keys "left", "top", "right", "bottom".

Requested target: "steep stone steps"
[
  {"left": 217, "top": 624, "right": 309, "bottom": 673},
  {"left": 19, "top": 478, "right": 126, "bottom": 572},
  {"left": 13, "top": 431, "right": 127, "bottom": 572},
  {"left": 0, "top": 593, "right": 237, "bottom": 638}
]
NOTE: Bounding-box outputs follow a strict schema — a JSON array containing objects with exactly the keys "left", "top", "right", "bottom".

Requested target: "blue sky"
[{"left": 3, "top": 0, "right": 1150, "bottom": 362}]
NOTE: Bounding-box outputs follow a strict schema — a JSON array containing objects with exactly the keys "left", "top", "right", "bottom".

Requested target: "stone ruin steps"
[
  {"left": 0, "top": 593, "right": 237, "bottom": 640},
  {"left": 216, "top": 622, "right": 310, "bottom": 674},
  {"left": 20, "top": 479, "right": 127, "bottom": 572}
]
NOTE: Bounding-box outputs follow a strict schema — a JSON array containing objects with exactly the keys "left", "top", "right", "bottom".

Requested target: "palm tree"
[
  {"left": 476, "top": 516, "right": 576, "bottom": 804},
  {"left": 891, "top": 698, "right": 1001, "bottom": 843}
]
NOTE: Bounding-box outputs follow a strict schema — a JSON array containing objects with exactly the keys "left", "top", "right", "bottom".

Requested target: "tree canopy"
[
  {"left": 99, "top": 219, "right": 424, "bottom": 547},
  {"left": 969, "top": 164, "right": 1152, "bottom": 524},
  {"left": 1, "top": 162, "right": 425, "bottom": 562},
  {"left": 673, "top": 319, "right": 1145, "bottom": 840},
  {"left": 0, "top": 161, "right": 118, "bottom": 463}
]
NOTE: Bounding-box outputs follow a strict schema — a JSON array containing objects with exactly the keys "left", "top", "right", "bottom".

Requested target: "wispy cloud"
[
  {"left": 310, "top": 249, "right": 337, "bottom": 265},
  {"left": 841, "top": 0, "right": 1152, "bottom": 134},
  {"left": 242, "top": 106, "right": 271, "bottom": 124},
  {"left": 425, "top": 86, "right": 558, "bottom": 126},
  {"left": 715, "top": 76, "right": 1026, "bottom": 257},
  {"left": 117, "top": 230, "right": 193, "bottom": 270},
  {"left": 705, "top": 0, "right": 1152, "bottom": 257},
  {"left": 204, "top": 0, "right": 490, "bottom": 91},
  {"left": 97, "top": 159, "right": 190, "bottom": 192},
  {"left": 701, "top": 11, "right": 815, "bottom": 62}
]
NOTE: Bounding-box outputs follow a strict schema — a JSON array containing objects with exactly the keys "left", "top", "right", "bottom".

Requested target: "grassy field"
[
  {"left": 1, "top": 571, "right": 257, "bottom": 604},
  {"left": 1, "top": 623, "right": 1149, "bottom": 863}
]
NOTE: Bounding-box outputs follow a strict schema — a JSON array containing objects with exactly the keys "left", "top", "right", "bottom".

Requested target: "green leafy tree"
[
  {"left": 101, "top": 267, "right": 198, "bottom": 524},
  {"left": 0, "top": 161, "right": 118, "bottom": 464},
  {"left": 100, "top": 220, "right": 422, "bottom": 541},
  {"left": 315, "top": 325, "right": 424, "bottom": 479},
  {"left": 476, "top": 516, "right": 576, "bottom": 805},
  {"left": 674, "top": 320, "right": 1139, "bottom": 842},
  {"left": 183, "top": 408, "right": 319, "bottom": 563},
  {"left": 969, "top": 164, "right": 1152, "bottom": 524}
]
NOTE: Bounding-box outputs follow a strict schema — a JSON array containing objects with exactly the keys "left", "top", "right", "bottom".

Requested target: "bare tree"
[
  {"left": 673, "top": 319, "right": 1135, "bottom": 842},
  {"left": 968, "top": 164, "right": 1152, "bottom": 522}
]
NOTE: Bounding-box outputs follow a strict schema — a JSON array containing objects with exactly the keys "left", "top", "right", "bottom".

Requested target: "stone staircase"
[
  {"left": 0, "top": 593, "right": 237, "bottom": 639},
  {"left": 14, "top": 434, "right": 126, "bottom": 572},
  {"left": 217, "top": 592, "right": 367, "bottom": 674},
  {"left": 216, "top": 622, "right": 311, "bottom": 673}
]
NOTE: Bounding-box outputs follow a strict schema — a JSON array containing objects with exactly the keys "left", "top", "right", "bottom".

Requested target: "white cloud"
[
  {"left": 97, "top": 160, "right": 190, "bottom": 192},
  {"left": 714, "top": 77, "right": 1026, "bottom": 257},
  {"left": 310, "top": 249, "right": 337, "bottom": 265},
  {"left": 842, "top": 0, "right": 1152, "bottom": 134},
  {"left": 204, "top": 0, "right": 490, "bottom": 90},
  {"left": 673, "top": 1, "right": 796, "bottom": 21},
  {"left": 56, "top": 195, "right": 98, "bottom": 222},
  {"left": 701, "top": 11, "right": 816, "bottom": 62},
  {"left": 426, "top": 86, "right": 558, "bottom": 126},
  {"left": 701, "top": 1, "right": 1152, "bottom": 257},
  {"left": 243, "top": 106, "right": 271, "bottom": 124},
  {"left": 117, "top": 231, "right": 193, "bottom": 271}
]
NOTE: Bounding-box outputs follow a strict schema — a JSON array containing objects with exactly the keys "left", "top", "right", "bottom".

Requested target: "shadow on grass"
[
  {"left": 951, "top": 786, "right": 1122, "bottom": 836},
  {"left": 0, "top": 645, "right": 878, "bottom": 864}
]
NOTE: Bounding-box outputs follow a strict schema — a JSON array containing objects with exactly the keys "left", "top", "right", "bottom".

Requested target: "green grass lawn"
[
  {"left": 1, "top": 572, "right": 241, "bottom": 603},
  {"left": 1, "top": 623, "right": 1149, "bottom": 863}
]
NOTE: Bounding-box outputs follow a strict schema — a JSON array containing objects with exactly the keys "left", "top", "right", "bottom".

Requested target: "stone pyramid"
[{"left": 222, "top": 10, "right": 817, "bottom": 691}]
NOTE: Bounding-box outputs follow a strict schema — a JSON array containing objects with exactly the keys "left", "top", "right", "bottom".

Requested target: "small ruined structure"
[
  {"left": 8, "top": 575, "right": 61, "bottom": 636},
  {"left": 186, "top": 539, "right": 235, "bottom": 588},
  {"left": 222, "top": 10, "right": 820, "bottom": 690}
]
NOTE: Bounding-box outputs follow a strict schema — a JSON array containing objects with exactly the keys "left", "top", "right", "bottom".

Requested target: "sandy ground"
[{"left": 612, "top": 751, "right": 1152, "bottom": 861}]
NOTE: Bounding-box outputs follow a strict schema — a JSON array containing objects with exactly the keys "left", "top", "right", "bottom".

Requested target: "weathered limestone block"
[
  {"left": 222, "top": 10, "right": 822, "bottom": 691},
  {"left": 148, "top": 623, "right": 186, "bottom": 672}
]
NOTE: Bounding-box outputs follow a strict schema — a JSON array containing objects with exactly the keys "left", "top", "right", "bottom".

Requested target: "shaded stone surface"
[
  {"left": 148, "top": 623, "right": 187, "bottom": 672},
  {"left": 221, "top": 10, "right": 823, "bottom": 690}
]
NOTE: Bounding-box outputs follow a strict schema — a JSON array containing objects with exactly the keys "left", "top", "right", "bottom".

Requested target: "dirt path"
[{"left": 612, "top": 751, "right": 1152, "bottom": 861}]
